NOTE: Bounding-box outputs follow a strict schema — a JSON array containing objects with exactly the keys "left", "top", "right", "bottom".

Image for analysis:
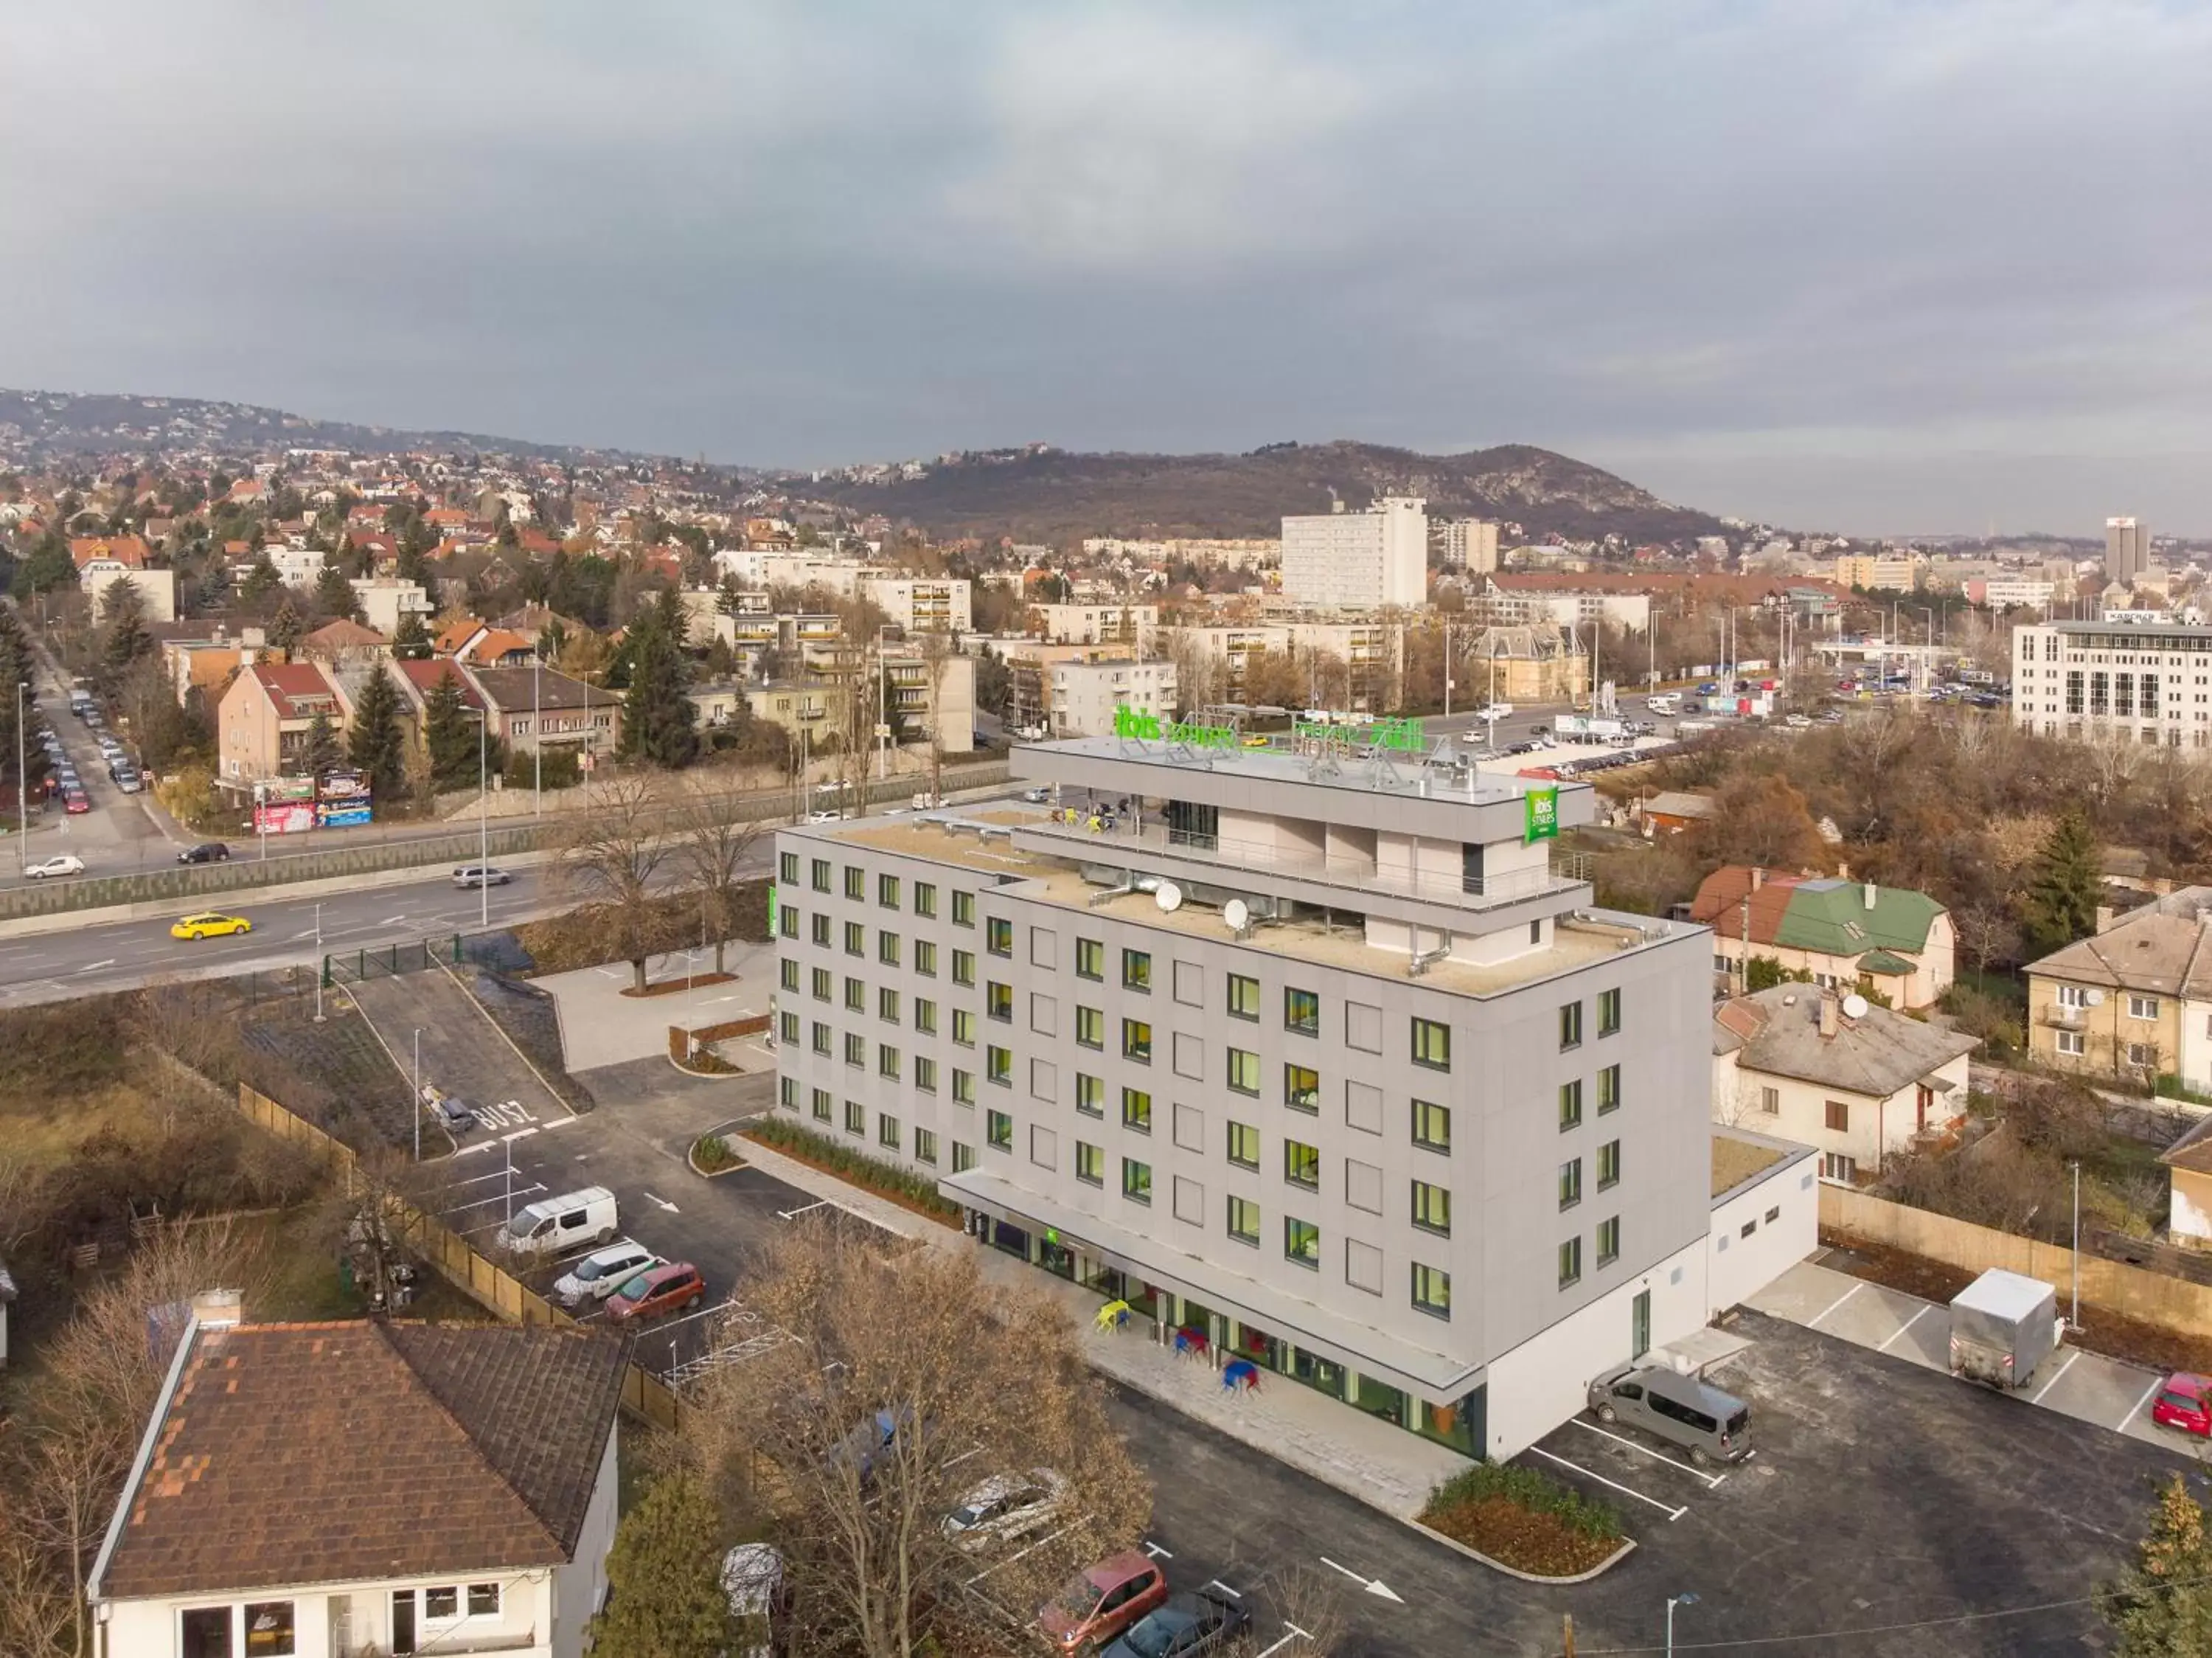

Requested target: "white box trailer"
[{"left": 1949, "top": 1269, "right": 2060, "bottom": 1390}]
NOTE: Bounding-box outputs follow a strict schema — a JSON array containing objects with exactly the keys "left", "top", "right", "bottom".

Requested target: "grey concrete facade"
[{"left": 772, "top": 737, "right": 1714, "bottom": 1458}]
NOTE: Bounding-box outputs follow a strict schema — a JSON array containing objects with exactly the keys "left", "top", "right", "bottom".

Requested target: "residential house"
[
  {"left": 83, "top": 563, "right": 178, "bottom": 622},
  {"left": 268, "top": 544, "right": 327, "bottom": 589},
  {"left": 217, "top": 662, "right": 349, "bottom": 781},
  {"left": 350, "top": 577, "right": 434, "bottom": 637},
  {"left": 87, "top": 1297, "right": 626, "bottom": 1658},
  {"left": 453, "top": 628, "right": 537, "bottom": 668},
  {"left": 2024, "top": 887, "right": 2212, "bottom": 1088},
  {"left": 1637, "top": 791, "right": 1714, "bottom": 835},
  {"left": 744, "top": 677, "right": 851, "bottom": 743},
  {"left": 467, "top": 665, "right": 619, "bottom": 761},
  {"left": 386, "top": 657, "right": 487, "bottom": 744},
  {"left": 296, "top": 618, "right": 391, "bottom": 671},
  {"left": 2160, "top": 1116, "right": 2212, "bottom": 1246},
  {"left": 1690, "top": 867, "right": 1955, "bottom": 1010},
  {"left": 1711, "top": 985, "right": 1978, "bottom": 1185},
  {"left": 69, "top": 534, "right": 150, "bottom": 572}
]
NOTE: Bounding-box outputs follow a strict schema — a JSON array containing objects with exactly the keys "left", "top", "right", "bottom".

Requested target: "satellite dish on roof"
[
  {"left": 1841, "top": 993, "right": 1870, "bottom": 1020},
  {"left": 1155, "top": 881, "right": 1183, "bottom": 913},
  {"left": 1223, "top": 898, "right": 1251, "bottom": 934}
]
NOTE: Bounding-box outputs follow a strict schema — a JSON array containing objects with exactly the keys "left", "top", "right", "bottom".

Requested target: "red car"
[
  {"left": 1039, "top": 1551, "right": 1168, "bottom": 1651},
  {"left": 63, "top": 791, "right": 91, "bottom": 814},
  {"left": 605, "top": 1260, "right": 705, "bottom": 1322},
  {"left": 2152, "top": 1373, "right": 2212, "bottom": 1437}
]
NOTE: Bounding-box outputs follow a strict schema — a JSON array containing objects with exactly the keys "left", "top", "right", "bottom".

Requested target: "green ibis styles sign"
[
  {"left": 1523, "top": 785, "right": 1559, "bottom": 844},
  {"left": 1113, "top": 705, "right": 1240, "bottom": 749}
]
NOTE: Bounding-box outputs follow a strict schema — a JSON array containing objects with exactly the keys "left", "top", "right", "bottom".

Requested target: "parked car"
[
  {"left": 1020, "top": 787, "right": 1052, "bottom": 804},
  {"left": 178, "top": 842, "right": 232, "bottom": 864},
  {"left": 496, "top": 1186, "right": 619, "bottom": 1258},
  {"left": 1587, "top": 1362, "right": 1752, "bottom": 1466},
  {"left": 62, "top": 791, "right": 91, "bottom": 815},
  {"left": 944, "top": 1469, "right": 1068, "bottom": 1550},
  {"left": 606, "top": 1260, "right": 706, "bottom": 1322},
  {"left": 1100, "top": 1590, "right": 1251, "bottom": 1658},
  {"left": 424, "top": 1089, "right": 477, "bottom": 1134},
  {"left": 24, "top": 854, "right": 85, "bottom": 880},
  {"left": 553, "top": 1241, "right": 663, "bottom": 1307},
  {"left": 452, "top": 864, "right": 512, "bottom": 889},
  {"left": 113, "top": 771, "right": 143, "bottom": 794},
  {"left": 1040, "top": 1553, "right": 1169, "bottom": 1652},
  {"left": 169, "top": 911, "right": 252, "bottom": 940},
  {"left": 2152, "top": 1373, "right": 2212, "bottom": 1438}
]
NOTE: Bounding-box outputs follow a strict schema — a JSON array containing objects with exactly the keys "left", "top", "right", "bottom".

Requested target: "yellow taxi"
[{"left": 170, "top": 911, "right": 253, "bottom": 941}]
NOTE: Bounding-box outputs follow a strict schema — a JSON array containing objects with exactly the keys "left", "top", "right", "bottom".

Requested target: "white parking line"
[
  {"left": 1530, "top": 1447, "right": 1688, "bottom": 1521},
  {"left": 1142, "top": 1540, "right": 1173, "bottom": 1559},
  {"left": 1206, "top": 1578, "right": 1242, "bottom": 1599},
  {"left": 648, "top": 1297, "right": 737, "bottom": 1336},
  {"left": 2118, "top": 1374, "right": 2165, "bottom": 1434},
  {"left": 1567, "top": 1418, "right": 1725, "bottom": 1488},
  {"left": 1876, "top": 1304, "right": 1934, "bottom": 1353},
  {"left": 502, "top": 1127, "right": 540, "bottom": 1143},
  {"left": 1254, "top": 1628, "right": 1313, "bottom": 1658},
  {"left": 1806, "top": 1280, "right": 1865, "bottom": 1328},
  {"left": 2029, "top": 1350, "right": 2080, "bottom": 1404}
]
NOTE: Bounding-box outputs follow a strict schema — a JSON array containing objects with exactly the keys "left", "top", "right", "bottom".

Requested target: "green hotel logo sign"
[
  {"left": 1524, "top": 785, "right": 1560, "bottom": 844},
  {"left": 1113, "top": 705, "right": 1241, "bottom": 749},
  {"left": 1292, "top": 715, "right": 1427, "bottom": 754}
]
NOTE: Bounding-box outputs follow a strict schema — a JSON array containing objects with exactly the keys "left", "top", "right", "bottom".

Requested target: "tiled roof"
[
  {"left": 1716, "top": 985, "right": 1978, "bottom": 1098},
  {"left": 251, "top": 662, "right": 341, "bottom": 715},
  {"left": 97, "top": 1321, "right": 627, "bottom": 1600},
  {"left": 466, "top": 665, "right": 608, "bottom": 713},
  {"left": 2029, "top": 890, "right": 2212, "bottom": 998},
  {"left": 395, "top": 659, "right": 484, "bottom": 710},
  {"left": 70, "top": 534, "right": 150, "bottom": 568},
  {"left": 1691, "top": 867, "right": 1944, "bottom": 956},
  {"left": 302, "top": 619, "right": 388, "bottom": 648},
  {"left": 1641, "top": 791, "right": 1714, "bottom": 820}
]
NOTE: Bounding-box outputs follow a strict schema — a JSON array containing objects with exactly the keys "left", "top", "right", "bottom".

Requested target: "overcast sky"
[{"left": 4, "top": 1, "right": 2206, "bottom": 534}]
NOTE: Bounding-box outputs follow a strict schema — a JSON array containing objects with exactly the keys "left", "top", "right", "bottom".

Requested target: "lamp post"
[
  {"left": 1666, "top": 1592, "right": 1699, "bottom": 1658},
  {"left": 477, "top": 701, "right": 490, "bottom": 929},
  {"left": 312, "top": 901, "right": 324, "bottom": 1022},
  {"left": 2070, "top": 1159, "right": 2082, "bottom": 1329},
  {"left": 15, "top": 679, "right": 27, "bottom": 876},
  {"left": 411, "top": 1028, "right": 421, "bottom": 1162}
]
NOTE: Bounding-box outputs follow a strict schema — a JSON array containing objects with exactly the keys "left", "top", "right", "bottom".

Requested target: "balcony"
[{"left": 2039, "top": 1004, "right": 2089, "bottom": 1030}]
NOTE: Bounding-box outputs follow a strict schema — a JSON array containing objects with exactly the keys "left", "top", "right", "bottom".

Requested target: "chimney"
[
  {"left": 1750, "top": 867, "right": 1764, "bottom": 891},
  {"left": 1818, "top": 993, "right": 1840, "bottom": 1039},
  {"left": 191, "top": 1288, "right": 244, "bottom": 1329},
  {"left": 2096, "top": 904, "right": 2117, "bottom": 934},
  {"left": 1863, "top": 881, "right": 1877, "bottom": 910}
]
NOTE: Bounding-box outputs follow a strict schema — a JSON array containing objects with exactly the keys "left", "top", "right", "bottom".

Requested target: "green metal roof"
[
  {"left": 1772, "top": 879, "right": 1942, "bottom": 956},
  {"left": 1856, "top": 948, "right": 1916, "bottom": 976}
]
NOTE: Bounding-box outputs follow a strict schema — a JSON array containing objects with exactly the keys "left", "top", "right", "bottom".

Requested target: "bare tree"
[
  {"left": 671, "top": 774, "right": 767, "bottom": 975},
  {"left": 684, "top": 1224, "right": 1152, "bottom": 1658},
  {"left": 553, "top": 773, "right": 675, "bottom": 992}
]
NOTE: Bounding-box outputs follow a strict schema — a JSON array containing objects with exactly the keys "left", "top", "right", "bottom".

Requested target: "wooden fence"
[
  {"left": 236, "top": 1082, "right": 685, "bottom": 1430},
  {"left": 1822, "top": 1184, "right": 2212, "bottom": 1331}
]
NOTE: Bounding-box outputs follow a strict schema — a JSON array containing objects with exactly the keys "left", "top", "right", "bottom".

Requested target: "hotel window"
[
  {"left": 878, "top": 931, "right": 900, "bottom": 967},
  {"left": 987, "top": 981, "right": 1014, "bottom": 1021},
  {"left": 1076, "top": 1006, "right": 1105, "bottom": 1048},
  {"left": 877, "top": 986, "right": 900, "bottom": 1023},
  {"left": 780, "top": 957, "right": 800, "bottom": 992},
  {"left": 877, "top": 1044, "right": 900, "bottom": 1080},
  {"left": 844, "top": 1033, "right": 866, "bottom": 1067},
  {"left": 915, "top": 939, "right": 936, "bottom": 977},
  {"left": 810, "top": 1020, "right": 831, "bottom": 1055},
  {"left": 811, "top": 914, "right": 830, "bottom": 948},
  {"left": 1226, "top": 1120, "right": 1260, "bottom": 1168},
  {"left": 914, "top": 1126, "right": 938, "bottom": 1164},
  {"left": 1228, "top": 1195, "right": 1261, "bottom": 1244},
  {"left": 1411, "top": 1263, "right": 1451, "bottom": 1319},
  {"left": 987, "top": 1109, "right": 1012, "bottom": 1150},
  {"left": 1559, "top": 1079, "right": 1583, "bottom": 1131},
  {"left": 1284, "top": 986, "right": 1320, "bottom": 1036},
  {"left": 1121, "top": 1087, "right": 1152, "bottom": 1133},
  {"left": 1284, "top": 1217, "right": 1321, "bottom": 1269},
  {"left": 1076, "top": 1073, "right": 1105, "bottom": 1117},
  {"left": 914, "top": 998, "right": 936, "bottom": 1036},
  {"left": 1597, "top": 987, "right": 1621, "bottom": 1036},
  {"left": 1559, "top": 999, "right": 1584, "bottom": 1050},
  {"left": 1122, "top": 1157, "right": 1152, "bottom": 1204},
  {"left": 1284, "top": 1064, "right": 1320, "bottom": 1114},
  {"left": 1226, "top": 1048, "right": 1260, "bottom": 1095},
  {"left": 780, "top": 1075, "right": 799, "bottom": 1109},
  {"left": 953, "top": 890, "right": 975, "bottom": 927},
  {"left": 1122, "top": 1018, "right": 1152, "bottom": 1062},
  {"left": 877, "top": 873, "right": 900, "bottom": 909},
  {"left": 952, "top": 1068, "right": 976, "bottom": 1104},
  {"left": 810, "top": 857, "right": 831, "bottom": 893},
  {"left": 811, "top": 1088, "right": 832, "bottom": 1123},
  {"left": 953, "top": 1142, "right": 975, "bottom": 1173},
  {"left": 1283, "top": 1138, "right": 1320, "bottom": 1190},
  {"left": 1411, "top": 1179, "right": 1451, "bottom": 1235},
  {"left": 1412, "top": 1097, "right": 1451, "bottom": 1152},
  {"left": 1559, "top": 1236, "right": 1582, "bottom": 1288},
  {"left": 914, "top": 881, "right": 936, "bottom": 918},
  {"left": 1559, "top": 1157, "right": 1582, "bottom": 1210},
  {"left": 780, "top": 905, "right": 800, "bottom": 940},
  {"left": 2129, "top": 994, "right": 2161, "bottom": 1020},
  {"left": 1598, "top": 1139, "right": 1621, "bottom": 1188},
  {"left": 845, "top": 1098, "right": 865, "bottom": 1135},
  {"left": 1076, "top": 1142, "right": 1105, "bottom": 1186},
  {"left": 781, "top": 850, "right": 800, "bottom": 885},
  {"left": 844, "top": 921, "right": 865, "bottom": 957},
  {"left": 879, "top": 1111, "right": 901, "bottom": 1148},
  {"left": 952, "top": 1008, "right": 975, "bottom": 1047},
  {"left": 1076, "top": 937, "right": 1105, "bottom": 979},
  {"left": 1596, "top": 1215, "right": 1622, "bottom": 1267},
  {"left": 1227, "top": 973, "right": 1261, "bottom": 1020},
  {"left": 987, "top": 1045, "right": 1012, "bottom": 1086},
  {"left": 1597, "top": 1064, "right": 1621, "bottom": 1114},
  {"left": 1411, "top": 1016, "right": 1450, "bottom": 1071},
  {"left": 844, "top": 976, "right": 866, "bottom": 1012},
  {"left": 844, "top": 866, "right": 865, "bottom": 901},
  {"left": 915, "top": 1055, "right": 937, "bottom": 1093},
  {"left": 987, "top": 916, "right": 1013, "bottom": 957},
  {"left": 1122, "top": 948, "right": 1152, "bottom": 992},
  {"left": 953, "top": 948, "right": 975, "bottom": 987}
]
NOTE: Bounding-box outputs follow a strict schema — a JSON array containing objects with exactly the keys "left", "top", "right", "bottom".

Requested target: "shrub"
[
  {"left": 1425, "top": 1463, "right": 1622, "bottom": 1542},
  {"left": 692, "top": 1134, "right": 739, "bottom": 1172},
  {"left": 744, "top": 1115, "right": 959, "bottom": 1221}
]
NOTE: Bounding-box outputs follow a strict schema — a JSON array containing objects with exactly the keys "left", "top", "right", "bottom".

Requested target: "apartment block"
[
  {"left": 862, "top": 576, "right": 973, "bottom": 634},
  {"left": 2010, "top": 619, "right": 2212, "bottom": 748},
  {"left": 1033, "top": 603, "right": 1159, "bottom": 648},
  {"left": 773, "top": 734, "right": 1718, "bottom": 1460},
  {"left": 1280, "top": 497, "right": 1427, "bottom": 610},
  {"left": 1011, "top": 656, "right": 1180, "bottom": 738},
  {"left": 1441, "top": 519, "right": 1500, "bottom": 575}
]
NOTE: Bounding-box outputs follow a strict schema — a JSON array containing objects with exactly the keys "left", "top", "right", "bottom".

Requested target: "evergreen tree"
[
  {"left": 313, "top": 561, "right": 362, "bottom": 622},
  {"left": 346, "top": 667, "right": 408, "bottom": 802},
  {"left": 99, "top": 576, "right": 153, "bottom": 683},
  {"left": 422, "top": 667, "right": 481, "bottom": 792},
  {"left": 10, "top": 527, "right": 75, "bottom": 599},
  {"left": 268, "top": 596, "right": 305, "bottom": 653},
  {"left": 588, "top": 1472, "right": 734, "bottom": 1658},
  {"left": 392, "top": 612, "right": 433, "bottom": 661},
  {"left": 302, "top": 709, "right": 341, "bottom": 779},
  {"left": 2022, "top": 810, "right": 2101, "bottom": 955},
  {"left": 620, "top": 601, "right": 698, "bottom": 769},
  {"left": 239, "top": 552, "right": 282, "bottom": 606},
  {"left": 2105, "top": 1474, "right": 2212, "bottom": 1654}
]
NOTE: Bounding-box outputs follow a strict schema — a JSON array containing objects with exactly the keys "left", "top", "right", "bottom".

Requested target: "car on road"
[
  {"left": 1040, "top": 1552, "right": 1169, "bottom": 1652},
  {"left": 2152, "top": 1373, "right": 2212, "bottom": 1437},
  {"left": 452, "top": 864, "right": 512, "bottom": 889},
  {"left": 422, "top": 1089, "right": 478, "bottom": 1134},
  {"left": 170, "top": 911, "right": 253, "bottom": 940},
  {"left": 805, "top": 809, "right": 849, "bottom": 824},
  {"left": 1100, "top": 1590, "right": 1251, "bottom": 1658},
  {"left": 944, "top": 1468, "right": 1068, "bottom": 1550},
  {"left": 112, "top": 769, "right": 143, "bottom": 794},
  {"left": 553, "top": 1241, "right": 663, "bottom": 1308},
  {"left": 606, "top": 1260, "right": 706, "bottom": 1322},
  {"left": 62, "top": 791, "right": 91, "bottom": 814},
  {"left": 178, "top": 842, "right": 232, "bottom": 864},
  {"left": 1020, "top": 787, "right": 1052, "bottom": 804},
  {"left": 24, "top": 855, "right": 86, "bottom": 880}
]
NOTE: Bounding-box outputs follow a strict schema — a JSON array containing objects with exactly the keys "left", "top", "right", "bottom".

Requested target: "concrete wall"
[
  {"left": 1710, "top": 1156, "right": 1820, "bottom": 1316},
  {"left": 550, "top": 1429, "right": 619, "bottom": 1658}
]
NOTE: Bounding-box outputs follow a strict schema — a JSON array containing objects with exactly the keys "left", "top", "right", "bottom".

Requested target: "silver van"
[
  {"left": 496, "top": 1186, "right": 619, "bottom": 1259},
  {"left": 1587, "top": 1362, "right": 1753, "bottom": 1466}
]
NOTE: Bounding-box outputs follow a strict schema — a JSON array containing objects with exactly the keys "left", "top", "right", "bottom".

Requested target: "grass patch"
[
  {"left": 742, "top": 1114, "right": 961, "bottom": 1227},
  {"left": 1418, "top": 1463, "right": 1624, "bottom": 1578},
  {"left": 692, "top": 1134, "right": 741, "bottom": 1173}
]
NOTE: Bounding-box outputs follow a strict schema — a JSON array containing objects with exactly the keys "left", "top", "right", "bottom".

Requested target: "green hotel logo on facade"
[
  {"left": 1524, "top": 785, "right": 1559, "bottom": 844},
  {"left": 1112, "top": 705, "right": 1241, "bottom": 749}
]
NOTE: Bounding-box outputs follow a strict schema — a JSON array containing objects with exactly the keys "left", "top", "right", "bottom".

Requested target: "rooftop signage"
[
  {"left": 1292, "top": 715, "right": 1427, "bottom": 754},
  {"left": 1112, "top": 705, "right": 1241, "bottom": 749},
  {"left": 1524, "top": 785, "right": 1560, "bottom": 844}
]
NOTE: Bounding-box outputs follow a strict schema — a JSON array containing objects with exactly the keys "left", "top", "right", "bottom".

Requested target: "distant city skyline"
[{"left": 2, "top": 2, "right": 2204, "bottom": 536}]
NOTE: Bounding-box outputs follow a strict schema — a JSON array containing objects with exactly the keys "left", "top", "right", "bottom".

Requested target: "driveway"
[
  {"left": 348, "top": 964, "right": 576, "bottom": 1151},
  {"left": 532, "top": 940, "right": 778, "bottom": 1071}
]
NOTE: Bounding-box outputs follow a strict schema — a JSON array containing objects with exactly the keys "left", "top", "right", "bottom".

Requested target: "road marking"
[
  {"left": 541, "top": 1116, "right": 580, "bottom": 1131},
  {"left": 1254, "top": 1627, "right": 1315, "bottom": 1658},
  {"left": 1530, "top": 1448, "right": 1688, "bottom": 1521},
  {"left": 1567, "top": 1418, "right": 1725, "bottom": 1488},
  {"left": 380, "top": 914, "right": 407, "bottom": 924},
  {"left": 1806, "top": 1280, "right": 1865, "bottom": 1328},
  {"left": 1877, "top": 1304, "right": 1935, "bottom": 1353},
  {"left": 778, "top": 1199, "right": 830, "bottom": 1220},
  {"left": 647, "top": 1296, "right": 734, "bottom": 1336},
  {"left": 643, "top": 1191, "right": 681, "bottom": 1213},
  {"left": 77, "top": 958, "right": 116, "bottom": 972},
  {"left": 1142, "top": 1540, "right": 1173, "bottom": 1559},
  {"left": 2029, "top": 1350, "right": 2080, "bottom": 1404},
  {"left": 964, "top": 1520, "right": 1082, "bottom": 1586},
  {"left": 501, "top": 1127, "right": 539, "bottom": 1144},
  {"left": 1317, "top": 1558, "right": 1402, "bottom": 1601},
  {"left": 1205, "top": 1578, "right": 1242, "bottom": 1599},
  {"left": 2118, "top": 1374, "right": 2165, "bottom": 1434}
]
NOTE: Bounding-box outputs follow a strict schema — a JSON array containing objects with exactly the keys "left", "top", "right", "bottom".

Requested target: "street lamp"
[
  {"left": 15, "top": 679, "right": 27, "bottom": 876},
  {"left": 477, "top": 699, "right": 490, "bottom": 929},
  {"left": 411, "top": 1027, "right": 422, "bottom": 1162},
  {"left": 1666, "top": 1592, "right": 1700, "bottom": 1657}
]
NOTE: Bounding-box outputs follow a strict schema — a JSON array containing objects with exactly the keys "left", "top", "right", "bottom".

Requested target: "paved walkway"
[
  {"left": 1748, "top": 1254, "right": 2178, "bottom": 1449},
  {"left": 726, "top": 1128, "right": 1470, "bottom": 1520},
  {"left": 535, "top": 940, "right": 777, "bottom": 1070}
]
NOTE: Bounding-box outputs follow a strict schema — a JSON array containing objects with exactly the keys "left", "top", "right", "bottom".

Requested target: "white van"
[{"left": 496, "top": 1186, "right": 619, "bottom": 1259}]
